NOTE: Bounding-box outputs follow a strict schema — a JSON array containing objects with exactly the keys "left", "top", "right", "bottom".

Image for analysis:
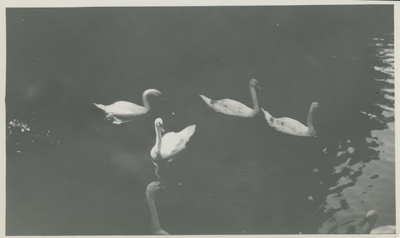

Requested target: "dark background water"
[{"left": 6, "top": 5, "right": 394, "bottom": 235}]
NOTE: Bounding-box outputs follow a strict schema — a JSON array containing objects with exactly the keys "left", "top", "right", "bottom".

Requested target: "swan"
[
  {"left": 93, "top": 89, "right": 162, "bottom": 124},
  {"left": 199, "top": 78, "right": 261, "bottom": 117},
  {"left": 262, "top": 102, "right": 319, "bottom": 137},
  {"left": 151, "top": 118, "right": 196, "bottom": 163},
  {"left": 359, "top": 210, "right": 396, "bottom": 234},
  {"left": 146, "top": 181, "right": 169, "bottom": 235}
]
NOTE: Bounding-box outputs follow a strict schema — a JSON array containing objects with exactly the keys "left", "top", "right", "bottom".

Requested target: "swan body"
[
  {"left": 262, "top": 102, "right": 319, "bottom": 137},
  {"left": 199, "top": 78, "right": 261, "bottom": 117},
  {"left": 359, "top": 210, "right": 396, "bottom": 234},
  {"left": 93, "top": 89, "right": 162, "bottom": 124},
  {"left": 151, "top": 118, "right": 196, "bottom": 163},
  {"left": 146, "top": 181, "right": 169, "bottom": 235},
  {"left": 370, "top": 226, "right": 396, "bottom": 234}
]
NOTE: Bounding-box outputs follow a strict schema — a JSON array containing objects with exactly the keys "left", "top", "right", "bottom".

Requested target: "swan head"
[
  {"left": 146, "top": 181, "right": 164, "bottom": 195},
  {"left": 155, "top": 118, "right": 163, "bottom": 126},
  {"left": 250, "top": 78, "right": 261, "bottom": 89},
  {"left": 154, "top": 118, "right": 165, "bottom": 133},
  {"left": 359, "top": 210, "right": 378, "bottom": 226},
  {"left": 311, "top": 102, "right": 319, "bottom": 110},
  {"left": 144, "top": 89, "right": 163, "bottom": 99}
]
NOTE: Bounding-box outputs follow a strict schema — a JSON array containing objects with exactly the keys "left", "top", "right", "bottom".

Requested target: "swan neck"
[
  {"left": 361, "top": 219, "right": 376, "bottom": 234},
  {"left": 142, "top": 91, "right": 151, "bottom": 111},
  {"left": 146, "top": 191, "right": 161, "bottom": 231},
  {"left": 155, "top": 125, "right": 162, "bottom": 152},
  {"left": 249, "top": 84, "right": 260, "bottom": 115},
  {"left": 307, "top": 105, "right": 316, "bottom": 131}
]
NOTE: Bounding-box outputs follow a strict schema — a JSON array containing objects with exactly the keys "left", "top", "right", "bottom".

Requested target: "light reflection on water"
[{"left": 319, "top": 34, "right": 395, "bottom": 234}]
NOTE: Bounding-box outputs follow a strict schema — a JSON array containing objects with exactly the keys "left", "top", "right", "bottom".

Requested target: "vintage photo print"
[{"left": 3, "top": 1, "right": 397, "bottom": 236}]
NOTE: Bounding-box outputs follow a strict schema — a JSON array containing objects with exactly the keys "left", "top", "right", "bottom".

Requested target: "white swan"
[
  {"left": 262, "top": 102, "right": 319, "bottom": 137},
  {"left": 199, "top": 78, "right": 261, "bottom": 117},
  {"left": 359, "top": 210, "right": 396, "bottom": 234},
  {"left": 151, "top": 118, "right": 196, "bottom": 163},
  {"left": 146, "top": 181, "right": 169, "bottom": 235},
  {"left": 93, "top": 89, "right": 162, "bottom": 124}
]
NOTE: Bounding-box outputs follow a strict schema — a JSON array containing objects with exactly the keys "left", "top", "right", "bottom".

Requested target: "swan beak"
[
  {"left": 161, "top": 127, "right": 165, "bottom": 133},
  {"left": 256, "top": 84, "right": 262, "bottom": 90}
]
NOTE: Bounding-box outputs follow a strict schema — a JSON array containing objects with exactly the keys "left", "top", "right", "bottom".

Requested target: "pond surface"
[{"left": 6, "top": 5, "right": 395, "bottom": 235}]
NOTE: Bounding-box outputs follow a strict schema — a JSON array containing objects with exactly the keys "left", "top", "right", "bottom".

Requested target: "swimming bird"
[
  {"left": 359, "top": 210, "right": 396, "bottom": 234},
  {"left": 93, "top": 89, "right": 162, "bottom": 124},
  {"left": 262, "top": 102, "right": 319, "bottom": 137},
  {"left": 146, "top": 181, "right": 169, "bottom": 235},
  {"left": 151, "top": 118, "right": 196, "bottom": 163},
  {"left": 199, "top": 78, "right": 261, "bottom": 117}
]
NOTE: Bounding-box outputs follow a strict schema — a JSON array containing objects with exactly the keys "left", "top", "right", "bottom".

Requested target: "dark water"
[{"left": 6, "top": 6, "right": 394, "bottom": 235}]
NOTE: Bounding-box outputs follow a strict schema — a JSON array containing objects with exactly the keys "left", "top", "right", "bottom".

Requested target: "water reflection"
[{"left": 319, "top": 33, "right": 395, "bottom": 234}]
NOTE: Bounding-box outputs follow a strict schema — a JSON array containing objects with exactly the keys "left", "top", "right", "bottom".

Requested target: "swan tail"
[
  {"left": 183, "top": 124, "right": 196, "bottom": 139},
  {"left": 199, "top": 94, "right": 212, "bottom": 105},
  {"left": 93, "top": 103, "right": 107, "bottom": 111},
  {"left": 261, "top": 107, "right": 273, "bottom": 121}
]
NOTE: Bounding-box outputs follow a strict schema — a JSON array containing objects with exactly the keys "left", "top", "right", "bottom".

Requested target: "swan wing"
[
  {"left": 160, "top": 125, "right": 196, "bottom": 161},
  {"left": 199, "top": 95, "right": 252, "bottom": 117},
  {"left": 94, "top": 101, "right": 148, "bottom": 124},
  {"left": 271, "top": 117, "right": 310, "bottom": 136},
  {"left": 107, "top": 101, "right": 147, "bottom": 117},
  {"left": 160, "top": 132, "right": 185, "bottom": 159},
  {"left": 94, "top": 101, "right": 146, "bottom": 117},
  {"left": 177, "top": 124, "right": 196, "bottom": 140}
]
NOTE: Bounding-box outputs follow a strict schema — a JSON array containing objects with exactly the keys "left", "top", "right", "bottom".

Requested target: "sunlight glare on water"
[{"left": 318, "top": 33, "right": 395, "bottom": 234}]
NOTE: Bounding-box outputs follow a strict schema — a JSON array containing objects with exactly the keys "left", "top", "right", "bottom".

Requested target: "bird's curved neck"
[
  {"left": 142, "top": 91, "right": 152, "bottom": 111},
  {"left": 154, "top": 125, "right": 162, "bottom": 154},
  {"left": 361, "top": 219, "right": 376, "bottom": 234},
  {"left": 146, "top": 191, "right": 161, "bottom": 231},
  {"left": 307, "top": 105, "right": 316, "bottom": 133},
  {"left": 249, "top": 85, "right": 260, "bottom": 116}
]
